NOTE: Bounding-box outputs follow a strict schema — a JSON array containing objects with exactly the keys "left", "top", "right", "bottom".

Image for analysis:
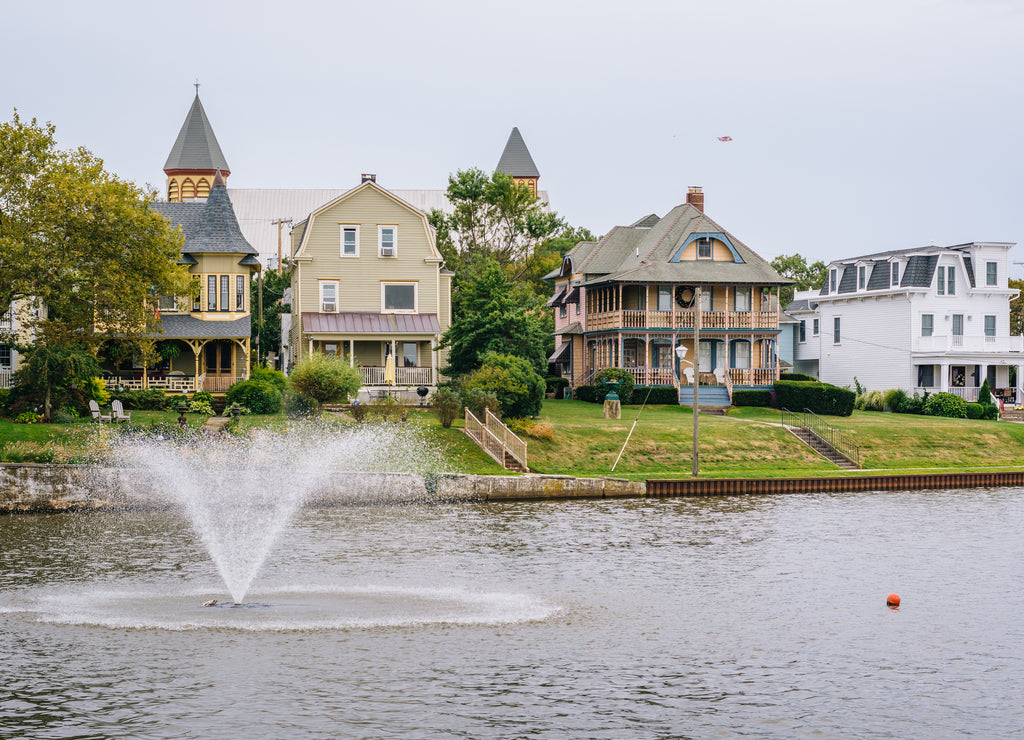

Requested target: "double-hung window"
[
  {"left": 799, "top": 320, "right": 806, "bottom": 343},
  {"left": 696, "top": 237, "right": 712, "bottom": 259},
  {"left": 378, "top": 226, "right": 397, "bottom": 257},
  {"left": 220, "top": 276, "right": 229, "bottom": 312},
  {"left": 341, "top": 225, "right": 359, "bottom": 257},
  {"left": 320, "top": 281, "right": 338, "bottom": 312},
  {"left": 985, "top": 315, "right": 996, "bottom": 339},
  {"left": 858, "top": 266, "right": 866, "bottom": 290},
  {"left": 921, "top": 314, "right": 934, "bottom": 337},
  {"left": 938, "top": 268, "right": 945, "bottom": 295},
  {"left": 813, "top": 318, "right": 819, "bottom": 336},
  {"left": 700, "top": 287, "right": 713, "bottom": 312},
  {"left": 987, "top": 262, "right": 998, "bottom": 286},
  {"left": 833, "top": 316, "right": 841, "bottom": 344},
  {"left": 947, "top": 266, "right": 955, "bottom": 295},
  {"left": 657, "top": 286, "right": 672, "bottom": 312},
  {"left": 829, "top": 269, "right": 837, "bottom": 293},
  {"left": 207, "top": 276, "right": 217, "bottom": 311},
  {"left": 236, "top": 275, "right": 245, "bottom": 311},
  {"left": 193, "top": 276, "right": 202, "bottom": 311},
  {"left": 382, "top": 282, "right": 416, "bottom": 313},
  {"left": 0, "top": 344, "right": 11, "bottom": 368},
  {"left": 734, "top": 286, "right": 751, "bottom": 312},
  {"left": 891, "top": 261, "right": 899, "bottom": 286}
]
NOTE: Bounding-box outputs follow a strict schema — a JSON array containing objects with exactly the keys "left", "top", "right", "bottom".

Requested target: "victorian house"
[
  {"left": 549, "top": 188, "right": 790, "bottom": 405},
  {"left": 104, "top": 94, "right": 260, "bottom": 393}
]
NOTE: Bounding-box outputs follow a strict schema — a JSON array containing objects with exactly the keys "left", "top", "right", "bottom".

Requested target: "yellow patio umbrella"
[{"left": 384, "top": 353, "right": 396, "bottom": 385}]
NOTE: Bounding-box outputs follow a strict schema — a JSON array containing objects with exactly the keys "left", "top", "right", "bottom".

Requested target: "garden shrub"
[
  {"left": 192, "top": 390, "right": 215, "bottom": 405},
  {"left": 463, "top": 387, "right": 501, "bottom": 420},
  {"left": 883, "top": 388, "right": 907, "bottom": 413},
  {"left": 978, "top": 378, "right": 993, "bottom": 406},
  {"left": 545, "top": 376, "right": 570, "bottom": 399},
  {"left": 774, "top": 380, "right": 855, "bottom": 417},
  {"left": 368, "top": 396, "right": 409, "bottom": 422},
  {"left": 52, "top": 408, "right": 77, "bottom": 424},
  {"left": 966, "top": 403, "right": 984, "bottom": 419},
  {"left": 187, "top": 400, "right": 215, "bottom": 415},
  {"left": 780, "top": 372, "right": 818, "bottom": 382},
  {"left": 896, "top": 392, "right": 926, "bottom": 415},
  {"left": 87, "top": 377, "right": 110, "bottom": 406},
  {"left": 288, "top": 353, "right": 362, "bottom": 414},
  {"left": 110, "top": 388, "right": 170, "bottom": 410},
  {"left": 250, "top": 366, "right": 287, "bottom": 392},
  {"left": 431, "top": 387, "right": 462, "bottom": 428},
  {"left": 14, "top": 411, "right": 43, "bottom": 424},
  {"left": 349, "top": 402, "right": 369, "bottom": 422},
  {"left": 282, "top": 389, "right": 317, "bottom": 418},
  {"left": 923, "top": 392, "right": 967, "bottom": 419},
  {"left": 505, "top": 418, "right": 555, "bottom": 441},
  {"left": 861, "top": 390, "right": 885, "bottom": 412},
  {"left": 461, "top": 352, "right": 545, "bottom": 418},
  {"left": 592, "top": 368, "right": 635, "bottom": 404},
  {"left": 732, "top": 389, "right": 772, "bottom": 407},
  {"left": 628, "top": 386, "right": 680, "bottom": 405},
  {"left": 226, "top": 379, "right": 282, "bottom": 415},
  {"left": 574, "top": 385, "right": 601, "bottom": 403}
]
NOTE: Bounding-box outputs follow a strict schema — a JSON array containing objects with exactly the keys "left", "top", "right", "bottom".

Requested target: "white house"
[{"left": 787, "top": 241, "right": 1022, "bottom": 402}]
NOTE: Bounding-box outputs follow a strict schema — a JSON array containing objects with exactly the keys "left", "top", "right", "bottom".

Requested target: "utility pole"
[{"left": 271, "top": 218, "right": 293, "bottom": 275}]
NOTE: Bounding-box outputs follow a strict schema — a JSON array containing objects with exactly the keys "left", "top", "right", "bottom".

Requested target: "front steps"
[
  {"left": 678, "top": 385, "right": 731, "bottom": 407},
  {"left": 789, "top": 427, "right": 859, "bottom": 469}
]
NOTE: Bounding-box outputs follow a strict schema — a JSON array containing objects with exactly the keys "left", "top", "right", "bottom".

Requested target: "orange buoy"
[{"left": 886, "top": 593, "right": 901, "bottom": 607}]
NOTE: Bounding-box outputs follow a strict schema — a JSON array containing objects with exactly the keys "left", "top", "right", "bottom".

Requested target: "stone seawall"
[{"left": 0, "top": 464, "right": 646, "bottom": 513}]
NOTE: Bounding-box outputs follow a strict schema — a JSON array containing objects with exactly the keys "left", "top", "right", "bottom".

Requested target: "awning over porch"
[
  {"left": 548, "top": 342, "right": 571, "bottom": 363},
  {"left": 302, "top": 312, "right": 441, "bottom": 334},
  {"left": 545, "top": 286, "right": 566, "bottom": 307}
]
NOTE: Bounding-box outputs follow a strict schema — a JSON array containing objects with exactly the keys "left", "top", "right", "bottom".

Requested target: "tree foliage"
[
  {"left": 460, "top": 352, "right": 546, "bottom": 419},
  {"left": 287, "top": 353, "right": 361, "bottom": 414},
  {"left": 439, "top": 260, "right": 549, "bottom": 376},
  {"left": 1009, "top": 278, "right": 1024, "bottom": 335},
  {"left": 251, "top": 263, "right": 291, "bottom": 365},
  {"left": 771, "top": 253, "right": 828, "bottom": 307},
  {"left": 0, "top": 111, "right": 188, "bottom": 348},
  {"left": 12, "top": 344, "right": 101, "bottom": 421}
]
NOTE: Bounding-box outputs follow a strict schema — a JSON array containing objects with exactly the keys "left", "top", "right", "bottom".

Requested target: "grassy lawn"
[{"left": 4, "top": 400, "right": 1024, "bottom": 478}]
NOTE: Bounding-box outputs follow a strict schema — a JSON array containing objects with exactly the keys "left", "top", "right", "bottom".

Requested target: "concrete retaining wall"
[{"left": 4, "top": 464, "right": 1022, "bottom": 514}]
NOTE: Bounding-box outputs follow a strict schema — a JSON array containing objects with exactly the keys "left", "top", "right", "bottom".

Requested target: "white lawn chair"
[
  {"left": 682, "top": 366, "right": 695, "bottom": 385},
  {"left": 111, "top": 399, "right": 131, "bottom": 423},
  {"left": 89, "top": 399, "right": 111, "bottom": 423},
  {"left": 713, "top": 367, "right": 726, "bottom": 385}
]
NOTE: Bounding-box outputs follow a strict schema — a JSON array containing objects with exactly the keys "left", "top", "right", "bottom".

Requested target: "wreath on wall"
[{"left": 675, "top": 285, "right": 696, "bottom": 308}]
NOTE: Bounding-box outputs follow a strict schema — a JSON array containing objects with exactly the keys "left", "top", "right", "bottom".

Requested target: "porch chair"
[
  {"left": 89, "top": 400, "right": 111, "bottom": 423},
  {"left": 713, "top": 367, "right": 726, "bottom": 385},
  {"left": 682, "top": 367, "right": 695, "bottom": 385},
  {"left": 111, "top": 399, "right": 131, "bottom": 423}
]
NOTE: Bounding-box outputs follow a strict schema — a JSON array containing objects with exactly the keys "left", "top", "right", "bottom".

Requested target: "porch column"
[
  {"left": 349, "top": 339, "right": 355, "bottom": 366},
  {"left": 1018, "top": 364, "right": 1024, "bottom": 401},
  {"left": 309, "top": 337, "right": 314, "bottom": 357},
  {"left": 431, "top": 336, "right": 437, "bottom": 385},
  {"left": 939, "top": 362, "right": 949, "bottom": 392},
  {"left": 618, "top": 332, "right": 623, "bottom": 369}
]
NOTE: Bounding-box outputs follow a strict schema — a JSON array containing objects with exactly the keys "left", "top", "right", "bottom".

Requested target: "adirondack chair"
[
  {"left": 111, "top": 399, "right": 131, "bottom": 423},
  {"left": 89, "top": 399, "right": 111, "bottom": 423}
]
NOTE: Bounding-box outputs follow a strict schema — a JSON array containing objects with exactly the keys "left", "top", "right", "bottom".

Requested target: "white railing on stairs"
[{"left": 463, "top": 408, "right": 528, "bottom": 471}]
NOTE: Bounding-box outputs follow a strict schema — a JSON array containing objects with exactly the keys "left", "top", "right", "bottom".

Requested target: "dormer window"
[
  {"left": 858, "top": 266, "right": 866, "bottom": 290},
  {"left": 891, "top": 261, "right": 899, "bottom": 286},
  {"left": 829, "top": 269, "right": 837, "bottom": 293},
  {"left": 696, "top": 237, "right": 712, "bottom": 259}
]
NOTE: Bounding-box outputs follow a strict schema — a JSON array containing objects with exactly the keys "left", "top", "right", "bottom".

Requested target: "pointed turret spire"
[
  {"left": 495, "top": 127, "right": 540, "bottom": 196},
  {"left": 164, "top": 93, "right": 230, "bottom": 201}
]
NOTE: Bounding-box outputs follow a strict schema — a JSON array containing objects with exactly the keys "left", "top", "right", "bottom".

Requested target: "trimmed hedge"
[
  {"left": 628, "top": 386, "right": 679, "bottom": 404},
  {"left": 109, "top": 388, "right": 170, "bottom": 410},
  {"left": 780, "top": 372, "right": 818, "bottom": 382},
  {"left": 923, "top": 392, "right": 967, "bottom": 419},
  {"left": 593, "top": 368, "right": 635, "bottom": 404},
  {"left": 732, "top": 389, "right": 772, "bottom": 407},
  {"left": 574, "top": 384, "right": 601, "bottom": 403},
  {"left": 545, "top": 376, "right": 570, "bottom": 399},
  {"left": 774, "top": 379, "right": 855, "bottom": 417},
  {"left": 226, "top": 379, "right": 282, "bottom": 415}
]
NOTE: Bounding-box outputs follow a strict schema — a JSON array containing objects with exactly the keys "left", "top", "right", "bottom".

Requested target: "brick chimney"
[{"left": 687, "top": 186, "right": 704, "bottom": 212}]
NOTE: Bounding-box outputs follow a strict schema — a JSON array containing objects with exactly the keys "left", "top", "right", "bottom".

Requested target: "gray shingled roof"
[
  {"left": 900, "top": 255, "right": 938, "bottom": 288},
  {"left": 784, "top": 298, "right": 817, "bottom": 312},
  {"left": 837, "top": 265, "right": 858, "bottom": 294},
  {"left": 573, "top": 203, "right": 788, "bottom": 287},
  {"left": 495, "top": 127, "right": 540, "bottom": 178},
  {"left": 164, "top": 95, "right": 230, "bottom": 172},
  {"left": 155, "top": 314, "right": 250, "bottom": 339},
  {"left": 153, "top": 179, "right": 258, "bottom": 257},
  {"left": 963, "top": 256, "right": 976, "bottom": 288}
]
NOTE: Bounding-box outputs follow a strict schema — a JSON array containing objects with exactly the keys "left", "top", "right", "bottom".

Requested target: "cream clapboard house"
[{"left": 288, "top": 176, "right": 453, "bottom": 401}]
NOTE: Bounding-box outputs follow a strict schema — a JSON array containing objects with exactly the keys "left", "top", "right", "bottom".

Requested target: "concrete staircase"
[{"left": 789, "top": 427, "right": 859, "bottom": 469}]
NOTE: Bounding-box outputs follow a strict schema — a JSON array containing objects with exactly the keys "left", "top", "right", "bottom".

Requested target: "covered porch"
[
  {"left": 301, "top": 311, "right": 442, "bottom": 403},
  {"left": 913, "top": 357, "right": 1023, "bottom": 404}
]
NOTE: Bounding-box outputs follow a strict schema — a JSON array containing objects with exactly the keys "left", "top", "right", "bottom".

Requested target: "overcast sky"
[{"left": 5, "top": 0, "right": 1023, "bottom": 270}]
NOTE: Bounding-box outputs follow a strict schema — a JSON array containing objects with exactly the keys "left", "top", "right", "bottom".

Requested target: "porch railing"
[
  {"left": 361, "top": 366, "right": 434, "bottom": 386},
  {"left": 727, "top": 367, "right": 777, "bottom": 386},
  {"left": 781, "top": 407, "right": 861, "bottom": 468},
  {"left": 591, "top": 309, "right": 778, "bottom": 332},
  {"left": 201, "top": 375, "right": 245, "bottom": 393},
  {"left": 0, "top": 369, "right": 13, "bottom": 389},
  {"left": 104, "top": 373, "right": 203, "bottom": 393},
  {"left": 621, "top": 367, "right": 677, "bottom": 386},
  {"left": 463, "top": 408, "right": 528, "bottom": 471}
]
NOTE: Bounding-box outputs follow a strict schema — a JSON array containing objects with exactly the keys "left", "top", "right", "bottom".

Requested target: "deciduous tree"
[{"left": 770, "top": 253, "right": 827, "bottom": 307}]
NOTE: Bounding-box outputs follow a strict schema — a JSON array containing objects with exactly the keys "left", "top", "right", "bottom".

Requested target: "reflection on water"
[{"left": 2, "top": 488, "right": 1023, "bottom": 738}]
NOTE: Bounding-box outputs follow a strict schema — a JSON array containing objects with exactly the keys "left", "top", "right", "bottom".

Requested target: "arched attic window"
[
  {"left": 168, "top": 180, "right": 179, "bottom": 202},
  {"left": 181, "top": 178, "right": 196, "bottom": 199},
  {"left": 196, "top": 178, "right": 210, "bottom": 198}
]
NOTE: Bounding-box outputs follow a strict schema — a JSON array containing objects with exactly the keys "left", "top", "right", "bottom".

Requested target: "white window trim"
[
  {"left": 378, "top": 225, "right": 397, "bottom": 258},
  {"left": 381, "top": 281, "right": 417, "bottom": 314},
  {"left": 341, "top": 225, "right": 360, "bottom": 257},
  {"left": 696, "top": 237, "right": 713, "bottom": 260},
  {"left": 812, "top": 318, "right": 819, "bottom": 336},
  {"left": 320, "top": 280, "right": 339, "bottom": 313}
]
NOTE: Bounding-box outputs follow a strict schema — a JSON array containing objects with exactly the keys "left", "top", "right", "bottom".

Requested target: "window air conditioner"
[
  {"left": 381, "top": 247, "right": 395, "bottom": 257},
  {"left": 322, "top": 303, "right": 336, "bottom": 312}
]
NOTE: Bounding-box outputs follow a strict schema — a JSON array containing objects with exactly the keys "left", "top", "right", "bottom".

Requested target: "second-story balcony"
[
  {"left": 914, "top": 335, "right": 1024, "bottom": 353},
  {"left": 589, "top": 309, "right": 779, "bottom": 332}
]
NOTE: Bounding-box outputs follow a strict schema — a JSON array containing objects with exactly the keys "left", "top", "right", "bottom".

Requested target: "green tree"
[
  {"left": 251, "top": 263, "right": 291, "bottom": 364},
  {"left": 0, "top": 111, "right": 188, "bottom": 348},
  {"left": 461, "top": 352, "right": 546, "bottom": 418},
  {"left": 1009, "top": 278, "right": 1024, "bottom": 335},
  {"left": 287, "top": 353, "right": 361, "bottom": 415},
  {"left": 439, "top": 260, "right": 549, "bottom": 376},
  {"left": 13, "top": 344, "right": 101, "bottom": 421},
  {"left": 429, "top": 168, "right": 566, "bottom": 278},
  {"left": 771, "top": 253, "right": 828, "bottom": 307}
]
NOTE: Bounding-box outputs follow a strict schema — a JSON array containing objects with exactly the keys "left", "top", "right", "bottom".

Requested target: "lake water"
[{"left": 2, "top": 488, "right": 1023, "bottom": 738}]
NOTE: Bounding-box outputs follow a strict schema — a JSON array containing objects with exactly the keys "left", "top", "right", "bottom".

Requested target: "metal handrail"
[{"left": 781, "top": 407, "right": 861, "bottom": 468}]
